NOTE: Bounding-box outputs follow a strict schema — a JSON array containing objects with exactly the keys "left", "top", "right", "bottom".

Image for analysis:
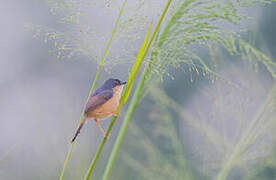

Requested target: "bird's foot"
[
  {"left": 104, "top": 134, "right": 110, "bottom": 139},
  {"left": 112, "top": 111, "right": 119, "bottom": 117}
]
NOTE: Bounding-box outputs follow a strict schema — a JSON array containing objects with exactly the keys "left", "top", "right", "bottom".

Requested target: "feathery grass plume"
[
  {"left": 47, "top": 0, "right": 89, "bottom": 24},
  {"left": 129, "top": 67, "right": 275, "bottom": 180},
  {"left": 26, "top": 0, "right": 276, "bottom": 74},
  {"left": 143, "top": 0, "right": 276, "bottom": 84},
  {"left": 25, "top": 0, "right": 162, "bottom": 69},
  {"left": 25, "top": 0, "right": 97, "bottom": 60},
  {"left": 214, "top": 84, "right": 276, "bottom": 180},
  {"left": 24, "top": 23, "right": 94, "bottom": 59}
]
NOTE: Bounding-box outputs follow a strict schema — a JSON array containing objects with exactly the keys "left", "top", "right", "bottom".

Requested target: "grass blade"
[{"left": 122, "top": 22, "right": 152, "bottom": 104}]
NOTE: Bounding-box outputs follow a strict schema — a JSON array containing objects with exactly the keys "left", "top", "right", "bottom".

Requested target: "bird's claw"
[{"left": 104, "top": 134, "right": 110, "bottom": 139}]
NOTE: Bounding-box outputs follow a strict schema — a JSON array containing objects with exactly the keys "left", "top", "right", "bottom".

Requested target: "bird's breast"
[{"left": 88, "top": 86, "right": 123, "bottom": 119}]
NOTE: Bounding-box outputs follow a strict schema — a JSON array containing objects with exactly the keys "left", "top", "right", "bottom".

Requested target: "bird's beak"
[{"left": 121, "top": 81, "right": 127, "bottom": 85}]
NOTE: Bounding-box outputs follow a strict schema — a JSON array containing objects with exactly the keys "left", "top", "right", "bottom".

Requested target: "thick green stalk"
[
  {"left": 58, "top": 0, "right": 127, "bottom": 179},
  {"left": 102, "top": 1, "right": 173, "bottom": 180}
]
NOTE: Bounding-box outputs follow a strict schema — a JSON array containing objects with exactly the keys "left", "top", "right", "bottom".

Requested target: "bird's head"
[{"left": 103, "top": 78, "right": 127, "bottom": 89}]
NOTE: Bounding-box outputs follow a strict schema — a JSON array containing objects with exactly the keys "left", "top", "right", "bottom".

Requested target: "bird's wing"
[{"left": 84, "top": 89, "right": 114, "bottom": 114}]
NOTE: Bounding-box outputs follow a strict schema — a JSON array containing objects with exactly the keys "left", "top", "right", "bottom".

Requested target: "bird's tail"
[{"left": 71, "top": 118, "right": 86, "bottom": 143}]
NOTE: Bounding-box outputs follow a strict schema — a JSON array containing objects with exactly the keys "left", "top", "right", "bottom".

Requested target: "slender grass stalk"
[
  {"left": 58, "top": 1, "right": 127, "bottom": 179},
  {"left": 84, "top": 21, "right": 153, "bottom": 180},
  {"left": 102, "top": 1, "right": 173, "bottom": 180}
]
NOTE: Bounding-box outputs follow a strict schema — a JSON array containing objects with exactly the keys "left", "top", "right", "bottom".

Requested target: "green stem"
[
  {"left": 84, "top": 117, "right": 114, "bottom": 180},
  {"left": 102, "top": 1, "right": 173, "bottom": 180},
  {"left": 58, "top": 0, "right": 127, "bottom": 179}
]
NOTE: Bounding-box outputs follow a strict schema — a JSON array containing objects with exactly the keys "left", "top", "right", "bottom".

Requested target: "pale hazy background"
[{"left": 0, "top": 0, "right": 276, "bottom": 180}]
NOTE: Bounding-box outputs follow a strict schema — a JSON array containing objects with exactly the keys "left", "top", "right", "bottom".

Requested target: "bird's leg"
[{"left": 94, "top": 119, "right": 108, "bottom": 138}]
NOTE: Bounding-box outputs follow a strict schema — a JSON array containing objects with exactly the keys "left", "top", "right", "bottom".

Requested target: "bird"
[{"left": 71, "top": 78, "right": 126, "bottom": 142}]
